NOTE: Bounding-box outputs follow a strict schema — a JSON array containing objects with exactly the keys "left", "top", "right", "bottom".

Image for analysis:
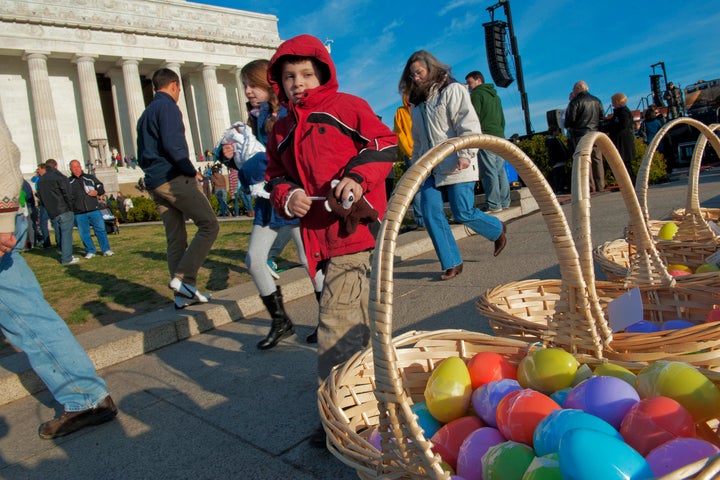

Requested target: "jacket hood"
[
  {"left": 476, "top": 83, "right": 498, "bottom": 97},
  {"left": 267, "top": 34, "right": 338, "bottom": 108}
]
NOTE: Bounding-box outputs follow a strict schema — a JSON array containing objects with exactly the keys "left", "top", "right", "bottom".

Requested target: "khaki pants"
[
  {"left": 149, "top": 175, "right": 219, "bottom": 286},
  {"left": 317, "top": 250, "right": 372, "bottom": 382}
]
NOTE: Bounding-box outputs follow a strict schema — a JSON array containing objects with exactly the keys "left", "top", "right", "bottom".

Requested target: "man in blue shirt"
[{"left": 136, "top": 68, "right": 219, "bottom": 309}]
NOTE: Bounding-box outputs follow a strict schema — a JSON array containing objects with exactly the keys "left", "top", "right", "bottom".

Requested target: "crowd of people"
[{"left": 7, "top": 31, "right": 685, "bottom": 449}]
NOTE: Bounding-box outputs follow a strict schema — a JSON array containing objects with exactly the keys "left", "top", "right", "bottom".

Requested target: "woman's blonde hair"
[{"left": 611, "top": 92, "right": 627, "bottom": 106}]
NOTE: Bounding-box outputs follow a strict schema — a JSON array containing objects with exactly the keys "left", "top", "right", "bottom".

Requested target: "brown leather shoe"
[
  {"left": 494, "top": 223, "right": 507, "bottom": 257},
  {"left": 440, "top": 263, "right": 463, "bottom": 280},
  {"left": 39, "top": 395, "right": 118, "bottom": 439}
]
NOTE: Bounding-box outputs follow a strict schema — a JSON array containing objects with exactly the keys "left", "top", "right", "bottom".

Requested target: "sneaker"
[
  {"left": 266, "top": 260, "right": 280, "bottom": 280},
  {"left": 65, "top": 257, "right": 80, "bottom": 265},
  {"left": 103, "top": 250, "right": 114, "bottom": 257},
  {"left": 168, "top": 277, "right": 210, "bottom": 303},
  {"left": 174, "top": 294, "right": 201, "bottom": 310},
  {"left": 84, "top": 253, "right": 96, "bottom": 259},
  {"left": 39, "top": 395, "right": 118, "bottom": 439}
]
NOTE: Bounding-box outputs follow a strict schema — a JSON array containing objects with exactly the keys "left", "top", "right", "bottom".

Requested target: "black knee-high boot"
[
  {"left": 306, "top": 291, "right": 322, "bottom": 344},
  {"left": 257, "top": 287, "right": 295, "bottom": 350}
]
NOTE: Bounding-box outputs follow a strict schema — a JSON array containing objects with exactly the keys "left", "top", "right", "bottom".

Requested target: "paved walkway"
[{"left": 0, "top": 168, "right": 718, "bottom": 479}]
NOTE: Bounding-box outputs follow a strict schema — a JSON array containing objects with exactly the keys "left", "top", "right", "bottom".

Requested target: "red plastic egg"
[
  {"left": 496, "top": 389, "right": 561, "bottom": 445},
  {"left": 620, "top": 396, "right": 696, "bottom": 455},
  {"left": 430, "top": 416, "right": 484, "bottom": 470},
  {"left": 467, "top": 351, "right": 517, "bottom": 389}
]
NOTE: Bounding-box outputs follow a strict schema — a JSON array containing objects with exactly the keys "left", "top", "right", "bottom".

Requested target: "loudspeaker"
[
  {"left": 546, "top": 109, "right": 563, "bottom": 130},
  {"left": 650, "top": 74, "right": 664, "bottom": 107},
  {"left": 483, "top": 21, "right": 514, "bottom": 88}
]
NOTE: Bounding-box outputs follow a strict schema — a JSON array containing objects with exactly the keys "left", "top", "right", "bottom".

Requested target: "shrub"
[{"left": 126, "top": 196, "right": 160, "bottom": 222}]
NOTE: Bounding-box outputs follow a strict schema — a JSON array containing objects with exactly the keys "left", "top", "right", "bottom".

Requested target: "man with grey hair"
[{"left": 564, "top": 80, "right": 606, "bottom": 192}]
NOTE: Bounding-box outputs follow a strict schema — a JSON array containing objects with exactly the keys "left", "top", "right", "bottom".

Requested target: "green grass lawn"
[{"left": 21, "top": 220, "right": 299, "bottom": 332}]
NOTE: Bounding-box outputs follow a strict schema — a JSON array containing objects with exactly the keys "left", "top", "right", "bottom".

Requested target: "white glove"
[{"left": 250, "top": 182, "right": 270, "bottom": 199}]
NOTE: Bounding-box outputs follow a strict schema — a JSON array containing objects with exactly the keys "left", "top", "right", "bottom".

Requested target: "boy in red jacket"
[{"left": 265, "top": 34, "right": 397, "bottom": 446}]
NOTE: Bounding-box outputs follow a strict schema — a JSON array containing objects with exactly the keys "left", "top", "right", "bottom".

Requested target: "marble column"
[
  {"left": 73, "top": 54, "right": 110, "bottom": 167},
  {"left": 201, "top": 63, "right": 225, "bottom": 143},
  {"left": 23, "top": 51, "right": 63, "bottom": 165},
  {"left": 233, "top": 67, "right": 249, "bottom": 122},
  {"left": 119, "top": 58, "right": 145, "bottom": 151},
  {"left": 106, "top": 68, "right": 128, "bottom": 159},
  {"left": 164, "top": 61, "right": 197, "bottom": 161}
]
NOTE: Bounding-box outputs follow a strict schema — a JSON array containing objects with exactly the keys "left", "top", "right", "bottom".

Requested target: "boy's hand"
[
  {"left": 333, "top": 177, "right": 362, "bottom": 206},
  {"left": 287, "top": 189, "right": 312, "bottom": 217},
  {"left": 457, "top": 157, "right": 471, "bottom": 170},
  {"left": 0, "top": 232, "right": 17, "bottom": 257}
]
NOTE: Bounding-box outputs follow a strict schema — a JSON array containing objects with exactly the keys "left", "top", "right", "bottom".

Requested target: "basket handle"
[
  {"left": 636, "top": 118, "right": 720, "bottom": 243},
  {"left": 369, "top": 134, "right": 605, "bottom": 477}
]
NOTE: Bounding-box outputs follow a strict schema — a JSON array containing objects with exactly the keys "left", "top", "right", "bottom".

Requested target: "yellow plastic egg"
[
  {"left": 424, "top": 357, "right": 472, "bottom": 422},
  {"left": 658, "top": 222, "right": 678, "bottom": 240}
]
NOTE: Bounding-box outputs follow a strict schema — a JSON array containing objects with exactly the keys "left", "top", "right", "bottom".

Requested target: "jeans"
[
  {"left": 75, "top": 209, "right": 111, "bottom": 255},
  {"left": 404, "top": 157, "right": 424, "bottom": 227},
  {"left": 246, "top": 224, "right": 308, "bottom": 296},
  {"left": 0, "top": 214, "right": 108, "bottom": 411},
  {"left": 214, "top": 189, "right": 230, "bottom": 216},
  {"left": 149, "top": 175, "right": 219, "bottom": 286},
  {"left": 39, "top": 205, "right": 51, "bottom": 247},
  {"left": 478, "top": 149, "right": 511, "bottom": 210},
  {"left": 421, "top": 175, "right": 503, "bottom": 270},
  {"left": 51, "top": 211, "right": 76, "bottom": 264},
  {"left": 233, "top": 184, "right": 253, "bottom": 216}
]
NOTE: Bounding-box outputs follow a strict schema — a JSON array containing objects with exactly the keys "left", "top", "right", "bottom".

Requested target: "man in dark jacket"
[
  {"left": 466, "top": 71, "right": 510, "bottom": 212},
  {"left": 564, "top": 80, "right": 606, "bottom": 192},
  {"left": 68, "top": 159, "right": 113, "bottom": 258},
  {"left": 36, "top": 159, "right": 78, "bottom": 264},
  {"left": 136, "top": 68, "right": 219, "bottom": 309}
]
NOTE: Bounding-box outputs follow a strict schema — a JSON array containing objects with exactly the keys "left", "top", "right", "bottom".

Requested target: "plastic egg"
[
  {"left": 619, "top": 396, "right": 695, "bottom": 455},
  {"left": 592, "top": 362, "right": 637, "bottom": 386},
  {"left": 411, "top": 401, "right": 443, "bottom": 439},
  {"left": 467, "top": 351, "right": 517, "bottom": 389},
  {"left": 624, "top": 320, "right": 661, "bottom": 333},
  {"left": 430, "top": 416, "right": 484, "bottom": 470},
  {"left": 559, "top": 428, "right": 653, "bottom": 480},
  {"left": 668, "top": 269, "right": 691, "bottom": 277},
  {"left": 482, "top": 441, "right": 535, "bottom": 480},
  {"left": 496, "top": 389, "right": 561, "bottom": 445},
  {"left": 533, "top": 408, "right": 621, "bottom": 456},
  {"left": 661, "top": 319, "right": 695, "bottom": 330},
  {"left": 517, "top": 348, "right": 579, "bottom": 394},
  {"left": 666, "top": 263, "right": 692, "bottom": 273},
  {"left": 695, "top": 263, "right": 720, "bottom": 273},
  {"left": 456, "top": 427, "right": 506, "bottom": 480},
  {"left": 549, "top": 387, "right": 570, "bottom": 407},
  {"left": 705, "top": 307, "right": 720, "bottom": 324},
  {"left": 425, "top": 357, "right": 473, "bottom": 422},
  {"left": 471, "top": 379, "right": 522, "bottom": 427},
  {"left": 564, "top": 375, "right": 640, "bottom": 428},
  {"left": 646, "top": 437, "right": 720, "bottom": 477},
  {"left": 636, "top": 360, "right": 720, "bottom": 422},
  {"left": 522, "top": 453, "right": 561, "bottom": 480},
  {"left": 657, "top": 222, "right": 678, "bottom": 240}
]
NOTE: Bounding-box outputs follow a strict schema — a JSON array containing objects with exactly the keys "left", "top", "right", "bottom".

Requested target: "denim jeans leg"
[
  {"left": 0, "top": 220, "right": 108, "bottom": 411},
  {"left": 88, "top": 209, "right": 111, "bottom": 252},
  {"left": 421, "top": 175, "right": 462, "bottom": 270},
  {"left": 55, "top": 212, "right": 75, "bottom": 263},
  {"left": 39, "top": 205, "right": 51, "bottom": 247},
  {"left": 75, "top": 212, "right": 96, "bottom": 255},
  {"left": 478, "top": 149, "right": 511, "bottom": 210},
  {"left": 447, "top": 182, "right": 503, "bottom": 241}
]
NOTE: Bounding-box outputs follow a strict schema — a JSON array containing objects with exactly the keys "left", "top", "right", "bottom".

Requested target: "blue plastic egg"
[
  {"left": 533, "top": 408, "right": 621, "bottom": 456},
  {"left": 624, "top": 320, "right": 661, "bottom": 333},
  {"left": 661, "top": 319, "right": 695, "bottom": 330},
  {"left": 411, "top": 401, "right": 443, "bottom": 438},
  {"left": 564, "top": 376, "right": 640, "bottom": 428},
  {"left": 549, "top": 387, "right": 571, "bottom": 407},
  {"left": 559, "top": 428, "right": 654, "bottom": 480},
  {"left": 471, "top": 379, "right": 522, "bottom": 427}
]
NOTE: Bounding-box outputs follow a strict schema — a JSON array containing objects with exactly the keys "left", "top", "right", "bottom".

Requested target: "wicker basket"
[
  {"left": 319, "top": 134, "right": 720, "bottom": 479},
  {"left": 594, "top": 118, "right": 720, "bottom": 282},
  {"left": 478, "top": 133, "right": 720, "bottom": 367}
]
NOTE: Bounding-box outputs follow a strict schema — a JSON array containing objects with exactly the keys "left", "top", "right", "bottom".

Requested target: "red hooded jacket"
[{"left": 265, "top": 34, "right": 397, "bottom": 275}]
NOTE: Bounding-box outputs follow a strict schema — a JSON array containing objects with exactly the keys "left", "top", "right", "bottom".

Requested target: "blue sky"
[{"left": 198, "top": 0, "right": 720, "bottom": 136}]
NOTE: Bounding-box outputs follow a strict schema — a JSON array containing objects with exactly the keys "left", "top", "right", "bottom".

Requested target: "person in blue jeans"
[
  {"left": 399, "top": 50, "right": 507, "bottom": 281},
  {"left": 68, "top": 159, "right": 114, "bottom": 258},
  {"left": 233, "top": 178, "right": 254, "bottom": 217},
  {"left": 0, "top": 112, "right": 117, "bottom": 439}
]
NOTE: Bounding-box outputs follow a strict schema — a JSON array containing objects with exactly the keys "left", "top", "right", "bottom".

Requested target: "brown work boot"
[{"left": 39, "top": 395, "right": 118, "bottom": 439}]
